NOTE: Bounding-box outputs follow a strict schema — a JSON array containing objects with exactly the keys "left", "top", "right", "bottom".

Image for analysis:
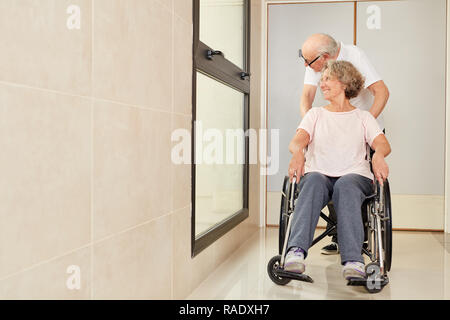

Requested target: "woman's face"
[{"left": 320, "top": 70, "right": 345, "bottom": 101}]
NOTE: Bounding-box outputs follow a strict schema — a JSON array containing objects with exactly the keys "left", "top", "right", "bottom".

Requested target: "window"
[{"left": 192, "top": 0, "right": 250, "bottom": 256}]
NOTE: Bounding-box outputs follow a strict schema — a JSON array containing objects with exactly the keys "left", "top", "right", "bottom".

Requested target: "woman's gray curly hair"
[{"left": 323, "top": 60, "right": 365, "bottom": 99}]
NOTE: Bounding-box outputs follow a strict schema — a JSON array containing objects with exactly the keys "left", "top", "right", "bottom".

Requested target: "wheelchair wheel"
[
  {"left": 382, "top": 180, "right": 392, "bottom": 272},
  {"left": 279, "top": 176, "right": 291, "bottom": 255},
  {"left": 267, "top": 255, "right": 291, "bottom": 286}
]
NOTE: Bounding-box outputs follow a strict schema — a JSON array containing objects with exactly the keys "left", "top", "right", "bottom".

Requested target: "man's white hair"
[{"left": 316, "top": 34, "right": 339, "bottom": 57}]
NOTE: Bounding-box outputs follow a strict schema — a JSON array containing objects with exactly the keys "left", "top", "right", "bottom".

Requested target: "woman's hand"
[
  {"left": 288, "top": 150, "right": 305, "bottom": 183},
  {"left": 372, "top": 152, "right": 389, "bottom": 186}
]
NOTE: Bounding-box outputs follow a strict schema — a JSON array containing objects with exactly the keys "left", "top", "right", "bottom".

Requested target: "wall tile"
[
  {"left": 93, "top": 215, "right": 172, "bottom": 299},
  {"left": 171, "top": 207, "right": 192, "bottom": 299},
  {"left": 174, "top": 0, "right": 193, "bottom": 25},
  {"left": 171, "top": 113, "right": 192, "bottom": 211},
  {"left": 157, "top": 0, "right": 174, "bottom": 13},
  {"left": 93, "top": 0, "right": 173, "bottom": 110},
  {"left": 174, "top": 15, "right": 193, "bottom": 115},
  {"left": 93, "top": 100, "right": 172, "bottom": 240},
  {"left": 0, "top": 0, "right": 92, "bottom": 95},
  {"left": 0, "top": 247, "right": 91, "bottom": 300},
  {"left": 0, "top": 84, "right": 91, "bottom": 278}
]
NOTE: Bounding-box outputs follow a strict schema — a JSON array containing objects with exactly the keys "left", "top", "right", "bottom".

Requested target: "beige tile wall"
[{"left": 0, "top": 0, "right": 262, "bottom": 299}]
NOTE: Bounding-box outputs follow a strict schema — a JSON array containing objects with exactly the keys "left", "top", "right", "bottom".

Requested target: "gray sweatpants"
[{"left": 287, "top": 172, "right": 373, "bottom": 265}]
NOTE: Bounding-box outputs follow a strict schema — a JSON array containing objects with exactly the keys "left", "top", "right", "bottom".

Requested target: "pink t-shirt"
[{"left": 298, "top": 107, "right": 383, "bottom": 180}]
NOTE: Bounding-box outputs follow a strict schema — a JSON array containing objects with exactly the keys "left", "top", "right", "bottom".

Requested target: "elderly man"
[{"left": 299, "top": 34, "right": 390, "bottom": 255}]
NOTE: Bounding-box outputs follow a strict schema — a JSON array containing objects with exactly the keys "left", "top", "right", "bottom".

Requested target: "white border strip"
[
  {"left": 445, "top": 0, "right": 450, "bottom": 233},
  {"left": 260, "top": 1, "right": 268, "bottom": 227}
]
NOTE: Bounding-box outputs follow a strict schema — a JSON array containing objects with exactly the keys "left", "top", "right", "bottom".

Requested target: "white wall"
[{"left": 446, "top": 0, "right": 450, "bottom": 233}]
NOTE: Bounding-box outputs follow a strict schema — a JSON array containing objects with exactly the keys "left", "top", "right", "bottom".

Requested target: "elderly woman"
[{"left": 285, "top": 60, "right": 391, "bottom": 280}]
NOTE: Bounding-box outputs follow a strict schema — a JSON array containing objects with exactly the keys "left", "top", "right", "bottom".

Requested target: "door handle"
[
  {"left": 206, "top": 50, "right": 223, "bottom": 60},
  {"left": 240, "top": 72, "right": 250, "bottom": 80}
]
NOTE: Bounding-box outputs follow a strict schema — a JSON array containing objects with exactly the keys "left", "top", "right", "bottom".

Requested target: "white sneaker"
[
  {"left": 342, "top": 261, "right": 366, "bottom": 280},
  {"left": 284, "top": 247, "right": 305, "bottom": 274}
]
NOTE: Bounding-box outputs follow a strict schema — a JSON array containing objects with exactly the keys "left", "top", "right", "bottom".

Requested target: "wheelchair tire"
[
  {"left": 382, "top": 180, "right": 393, "bottom": 272},
  {"left": 279, "top": 176, "right": 291, "bottom": 255},
  {"left": 267, "top": 255, "right": 291, "bottom": 286}
]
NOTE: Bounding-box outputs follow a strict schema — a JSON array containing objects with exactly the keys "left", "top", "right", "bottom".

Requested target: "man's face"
[{"left": 301, "top": 49, "right": 327, "bottom": 72}]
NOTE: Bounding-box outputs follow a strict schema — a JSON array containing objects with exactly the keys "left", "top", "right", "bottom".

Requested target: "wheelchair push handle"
[
  {"left": 290, "top": 174, "right": 297, "bottom": 207},
  {"left": 375, "top": 180, "right": 384, "bottom": 207},
  {"left": 290, "top": 171, "right": 299, "bottom": 183}
]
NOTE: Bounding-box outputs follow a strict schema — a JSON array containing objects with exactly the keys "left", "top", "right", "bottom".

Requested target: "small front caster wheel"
[{"left": 267, "top": 255, "right": 291, "bottom": 286}]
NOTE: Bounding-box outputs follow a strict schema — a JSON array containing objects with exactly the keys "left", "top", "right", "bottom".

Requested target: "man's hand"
[
  {"left": 372, "top": 152, "right": 389, "bottom": 186},
  {"left": 288, "top": 151, "right": 305, "bottom": 184}
]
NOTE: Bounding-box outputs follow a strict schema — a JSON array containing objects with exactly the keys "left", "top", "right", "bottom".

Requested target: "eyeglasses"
[{"left": 299, "top": 49, "right": 322, "bottom": 67}]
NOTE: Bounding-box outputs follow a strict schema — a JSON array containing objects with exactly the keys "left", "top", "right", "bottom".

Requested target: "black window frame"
[{"left": 191, "top": 0, "right": 251, "bottom": 257}]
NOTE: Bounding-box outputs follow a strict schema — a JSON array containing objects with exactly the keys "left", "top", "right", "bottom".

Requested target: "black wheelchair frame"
[{"left": 267, "top": 174, "right": 392, "bottom": 294}]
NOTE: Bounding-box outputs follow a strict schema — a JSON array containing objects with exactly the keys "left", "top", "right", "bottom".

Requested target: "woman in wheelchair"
[{"left": 285, "top": 60, "right": 391, "bottom": 281}]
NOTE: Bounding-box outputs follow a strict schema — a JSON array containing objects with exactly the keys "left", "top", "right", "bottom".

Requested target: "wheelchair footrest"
[
  {"left": 347, "top": 275, "right": 389, "bottom": 289},
  {"left": 274, "top": 269, "right": 314, "bottom": 283},
  {"left": 346, "top": 277, "right": 368, "bottom": 286}
]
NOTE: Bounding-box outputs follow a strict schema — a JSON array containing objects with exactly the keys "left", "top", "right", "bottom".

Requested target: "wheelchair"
[{"left": 267, "top": 169, "right": 392, "bottom": 294}]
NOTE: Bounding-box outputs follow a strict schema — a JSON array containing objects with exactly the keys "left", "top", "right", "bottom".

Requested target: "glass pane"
[
  {"left": 199, "top": 0, "right": 245, "bottom": 69},
  {"left": 195, "top": 72, "right": 244, "bottom": 236}
]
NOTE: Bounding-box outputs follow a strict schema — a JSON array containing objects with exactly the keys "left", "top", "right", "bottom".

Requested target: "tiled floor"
[{"left": 188, "top": 228, "right": 450, "bottom": 300}]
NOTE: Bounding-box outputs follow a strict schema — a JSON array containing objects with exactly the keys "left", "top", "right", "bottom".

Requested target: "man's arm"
[
  {"left": 300, "top": 84, "right": 317, "bottom": 117},
  {"left": 367, "top": 80, "right": 390, "bottom": 119}
]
